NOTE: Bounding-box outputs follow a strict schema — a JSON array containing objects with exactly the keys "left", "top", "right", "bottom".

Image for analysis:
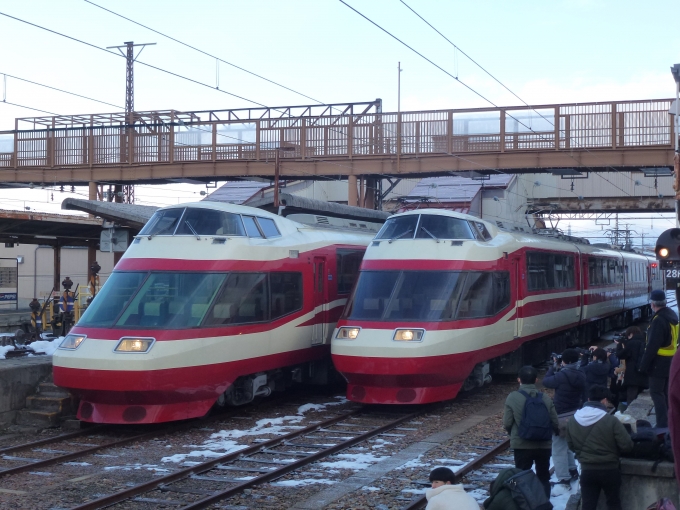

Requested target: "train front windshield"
[
  {"left": 78, "top": 271, "right": 303, "bottom": 329},
  {"left": 344, "top": 270, "right": 510, "bottom": 321}
]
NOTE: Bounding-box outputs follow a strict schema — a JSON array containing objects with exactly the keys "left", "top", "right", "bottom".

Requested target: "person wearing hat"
[{"left": 640, "top": 289, "right": 679, "bottom": 428}]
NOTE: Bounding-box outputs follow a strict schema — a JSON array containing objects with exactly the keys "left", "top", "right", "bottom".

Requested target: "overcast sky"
[{"left": 0, "top": 0, "right": 678, "bottom": 244}]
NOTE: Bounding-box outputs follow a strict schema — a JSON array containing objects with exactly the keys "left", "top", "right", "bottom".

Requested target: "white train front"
[
  {"left": 53, "top": 202, "right": 372, "bottom": 423},
  {"left": 331, "top": 209, "right": 662, "bottom": 405}
]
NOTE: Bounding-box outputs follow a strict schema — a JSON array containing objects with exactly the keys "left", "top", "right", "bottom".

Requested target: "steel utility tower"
[{"left": 107, "top": 41, "right": 156, "bottom": 204}]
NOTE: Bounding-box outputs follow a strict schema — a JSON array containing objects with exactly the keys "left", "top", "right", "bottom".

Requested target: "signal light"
[
  {"left": 651, "top": 263, "right": 658, "bottom": 268},
  {"left": 659, "top": 247, "right": 670, "bottom": 258}
]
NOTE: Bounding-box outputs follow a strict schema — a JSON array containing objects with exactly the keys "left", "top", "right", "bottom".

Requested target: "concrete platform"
[{"left": 0, "top": 355, "right": 52, "bottom": 426}]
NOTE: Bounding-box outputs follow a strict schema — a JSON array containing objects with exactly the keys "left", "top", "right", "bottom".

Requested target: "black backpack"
[
  {"left": 625, "top": 428, "right": 662, "bottom": 460},
  {"left": 517, "top": 390, "right": 553, "bottom": 441},
  {"left": 503, "top": 469, "right": 553, "bottom": 510}
]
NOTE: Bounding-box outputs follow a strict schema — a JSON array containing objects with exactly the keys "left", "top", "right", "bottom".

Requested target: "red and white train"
[
  {"left": 53, "top": 201, "right": 374, "bottom": 424},
  {"left": 331, "top": 209, "right": 663, "bottom": 405}
]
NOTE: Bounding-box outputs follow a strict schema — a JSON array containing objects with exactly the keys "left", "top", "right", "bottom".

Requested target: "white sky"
[{"left": 0, "top": 0, "right": 679, "bottom": 244}]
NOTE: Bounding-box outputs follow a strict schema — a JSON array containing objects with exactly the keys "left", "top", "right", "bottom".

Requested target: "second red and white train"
[{"left": 332, "top": 209, "right": 663, "bottom": 405}]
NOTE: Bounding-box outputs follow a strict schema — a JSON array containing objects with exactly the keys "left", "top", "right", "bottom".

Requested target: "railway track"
[{"left": 70, "top": 407, "right": 426, "bottom": 509}]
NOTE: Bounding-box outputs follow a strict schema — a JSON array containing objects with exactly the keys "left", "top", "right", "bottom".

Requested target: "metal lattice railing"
[{"left": 0, "top": 99, "right": 673, "bottom": 169}]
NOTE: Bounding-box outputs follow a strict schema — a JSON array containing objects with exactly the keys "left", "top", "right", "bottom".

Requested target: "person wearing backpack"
[
  {"left": 503, "top": 365, "right": 559, "bottom": 497},
  {"left": 640, "top": 289, "right": 679, "bottom": 428},
  {"left": 566, "top": 385, "right": 633, "bottom": 510},
  {"left": 542, "top": 348, "right": 586, "bottom": 489}
]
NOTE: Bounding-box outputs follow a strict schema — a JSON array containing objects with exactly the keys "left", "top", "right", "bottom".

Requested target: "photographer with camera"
[
  {"left": 580, "top": 347, "right": 610, "bottom": 400},
  {"left": 542, "top": 348, "right": 586, "bottom": 489},
  {"left": 614, "top": 326, "right": 648, "bottom": 407}
]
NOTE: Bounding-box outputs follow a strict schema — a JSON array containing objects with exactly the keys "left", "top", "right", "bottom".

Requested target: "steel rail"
[
  {"left": 400, "top": 438, "right": 511, "bottom": 510},
  {"left": 181, "top": 410, "right": 423, "bottom": 509},
  {"left": 0, "top": 425, "right": 108, "bottom": 455},
  {"left": 71, "top": 408, "right": 364, "bottom": 510},
  {"left": 0, "top": 428, "right": 164, "bottom": 477}
]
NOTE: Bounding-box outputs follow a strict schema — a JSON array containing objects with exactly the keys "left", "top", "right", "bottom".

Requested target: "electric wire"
[
  {"left": 340, "top": 0, "right": 661, "bottom": 200},
  {"left": 2, "top": 72, "right": 123, "bottom": 109},
  {"left": 0, "top": 100, "right": 59, "bottom": 116},
  {"left": 0, "top": 10, "right": 269, "bottom": 108},
  {"left": 83, "top": 0, "right": 331, "bottom": 108}
]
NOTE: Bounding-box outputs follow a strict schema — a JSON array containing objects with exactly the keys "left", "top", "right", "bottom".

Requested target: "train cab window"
[
  {"left": 78, "top": 272, "right": 148, "bottom": 327},
  {"left": 344, "top": 271, "right": 400, "bottom": 320},
  {"left": 375, "top": 215, "right": 418, "bottom": 241},
  {"left": 139, "top": 208, "right": 185, "bottom": 236},
  {"left": 242, "top": 216, "right": 263, "bottom": 238},
  {"left": 256, "top": 218, "right": 281, "bottom": 238},
  {"left": 345, "top": 270, "right": 509, "bottom": 322},
  {"left": 115, "top": 273, "right": 226, "bottom": 328},
  {"left": 175, "top": 208, "right": 246, "bottom": 237},
  {"left": 415, "top": 215, "right": 475, "bottom": 240},
  {"left": 336, "top": 249, "right": 364, "bottom": 294},
  {"left": 203, "top": 273, "right": 269, "bottom": 326},
  {"left": 384, "top": 271, "right": 466, "bottom": 321},
  {"left": 269, "top": 273, "right": 303, "bottom": 319}
]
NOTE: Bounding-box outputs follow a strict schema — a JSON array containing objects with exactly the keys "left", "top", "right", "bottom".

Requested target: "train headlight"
[
  {"left": 659, "top": 247, "right": 670, "bottom": 258},
  {"left": 336, "top": 327, "right": 360, "bottom": 340},
  {"left": 114, "top": 337, "right": 155, "bottom": 353},
  {"left": 393, "top": 329, "right": 425, "bottom": 342},
  {"left": 59, "top": 334, "right": 86, "bottom": 350}
]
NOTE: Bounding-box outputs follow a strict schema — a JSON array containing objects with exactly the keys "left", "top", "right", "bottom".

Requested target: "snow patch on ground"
[
  {"left": 272, "top": 478, "right": 336, "bottom": 487},
  {"left": 0, "top": 345, "right": 15, "bottom": 359},
  {"left": 296, "top": 396, "right": 347, "bottom": 415},
  {"left": 63, "top": 462, "right": 91, "bottom": 466},
  {"left": 28, "top": 339, "right": 61, "bottom": 355},
  {"left": 362, "top": 486, "right": 381, "bottom": 491},
  {"left": 397, "top": 455, "right": 429, "bottom": 469},
  {"left": 209, "top": 416, "right": 305, "bottom": 440},
  {"left": 468, "top": 488, "right": 490, "bottom": 503},
  {"left": 162, "top": 442, "right": 247, "bottom": 464},
  {"left": 401, "top": 488, "right": 427, "bottom": 495},
  {"left": 105, "top": 463, "right": 170, "bottom": 472},
  {"left": 318, "top": 452, "right": 386, "bottom": 471},
  {"left": 370, "top": 438, "right": 394, "bottom": 450}
]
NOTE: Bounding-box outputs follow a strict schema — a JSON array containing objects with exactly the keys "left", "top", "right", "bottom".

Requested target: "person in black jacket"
[
  {"left": 543, "top": 348, "right": 586, "bottom": 488},
  {"left": 580, "top": 348, "right": 610, "bottom": 400},
  {"left": 615, "top": 326, "right": 648, "bottom": 406},
  {"left": 640, "top": 289, "right": 679, "bottom": 428}
]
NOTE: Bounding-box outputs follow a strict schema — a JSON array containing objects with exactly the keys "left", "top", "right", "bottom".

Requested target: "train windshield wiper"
[
  {"left": 388, "top": 229, "right": 413, "bottom": 243},
  {"left": 420, "top": 227, "right": 440, "bottom": 243},
  {"left": 185, "top": 221, "right": 200, "bottom": 240}
]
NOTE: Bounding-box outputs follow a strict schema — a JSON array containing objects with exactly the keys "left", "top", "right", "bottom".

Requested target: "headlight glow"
[
  {"left": 114, "top": 337, "right": 155, "bottom": 353},
  {"left": 336, "top": 327, "right": 360, "bottom": 340},
  {"left": 59, "top": 334, "right": 86, "bottom": 350},
  {"left": 393, "top": 329, "right": 425, "bottom": 342},
  {"left": 659, "top": 247, "right": 670, "bottom": 258}
]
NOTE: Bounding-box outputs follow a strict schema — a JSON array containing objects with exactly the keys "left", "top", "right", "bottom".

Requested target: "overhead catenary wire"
[
  {"left": 83, "top": 0, "right": 333, "bottom": 108},
  {"left": 1, "top": 72, "right": 123, "bottom": 109},
  {"left": 0, "top": 10, "right": 270, "bottom": 109},
  {"left": 339, "top": 0, "right": 649, "bottom": 200}
]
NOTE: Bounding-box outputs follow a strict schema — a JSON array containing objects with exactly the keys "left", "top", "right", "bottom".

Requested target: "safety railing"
[{"left": 0, "top": 99, "right": 673, "bottom": 169}]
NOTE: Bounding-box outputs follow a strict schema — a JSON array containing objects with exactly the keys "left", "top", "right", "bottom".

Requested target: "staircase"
[{"left": 15, "top": 378, "right": 77, "bottom": 429}]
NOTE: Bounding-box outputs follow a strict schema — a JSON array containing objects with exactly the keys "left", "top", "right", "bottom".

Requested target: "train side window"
[
  {"left": 175, "top": 208, "right": 246, "bottom": 237},
  {"left": 375, "top": 215, "right": 418, "bottom": 241},
  {"left": 336, "top": 250, "right": 364, "bottom": 294},
  {"left": 415, "top": 215, "right": 475, "bottom": 240},
  {"left": 554, "top": 255, "right": 575, "bottom": 289},
  {"left": 203, "top": 273, "right": 269, "bottom": 326},
  {"left": 256, "top": 218, "right": 281, "bottom": 238},
  {"left": 472, "top": 221, "right": 492, "bottom": 241},
  {"left": 455, "top": 272, "right": 495, "bottom": 318},
  {"left": 270, "top": 273, "right": 302, "bottom": 319},
  {"left": 491, "top": 272, "right": 511, "bottom": 314},
  {"left": 242, "top": 216, "right": 263, "bottom": 238},
  {"left": 139, "top": 208, "right": 185, "bottom": 236}
]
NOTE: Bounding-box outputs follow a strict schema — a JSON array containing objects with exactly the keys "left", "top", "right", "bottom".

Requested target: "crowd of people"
[{"left": 423, "top": 289, "right": 680, "bottom": 510}]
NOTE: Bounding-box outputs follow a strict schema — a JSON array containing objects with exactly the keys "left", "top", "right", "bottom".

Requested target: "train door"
[
  {"left": 312, "top": 257, "right": 327, "bottom": 345},
  {"left": 513, "top": 257, "right": 523, "bottom": 338}
]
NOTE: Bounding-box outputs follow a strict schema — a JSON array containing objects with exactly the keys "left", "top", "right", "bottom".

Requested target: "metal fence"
[{"left": 0, "top": 99, "right": 673, "bottom": 169}]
